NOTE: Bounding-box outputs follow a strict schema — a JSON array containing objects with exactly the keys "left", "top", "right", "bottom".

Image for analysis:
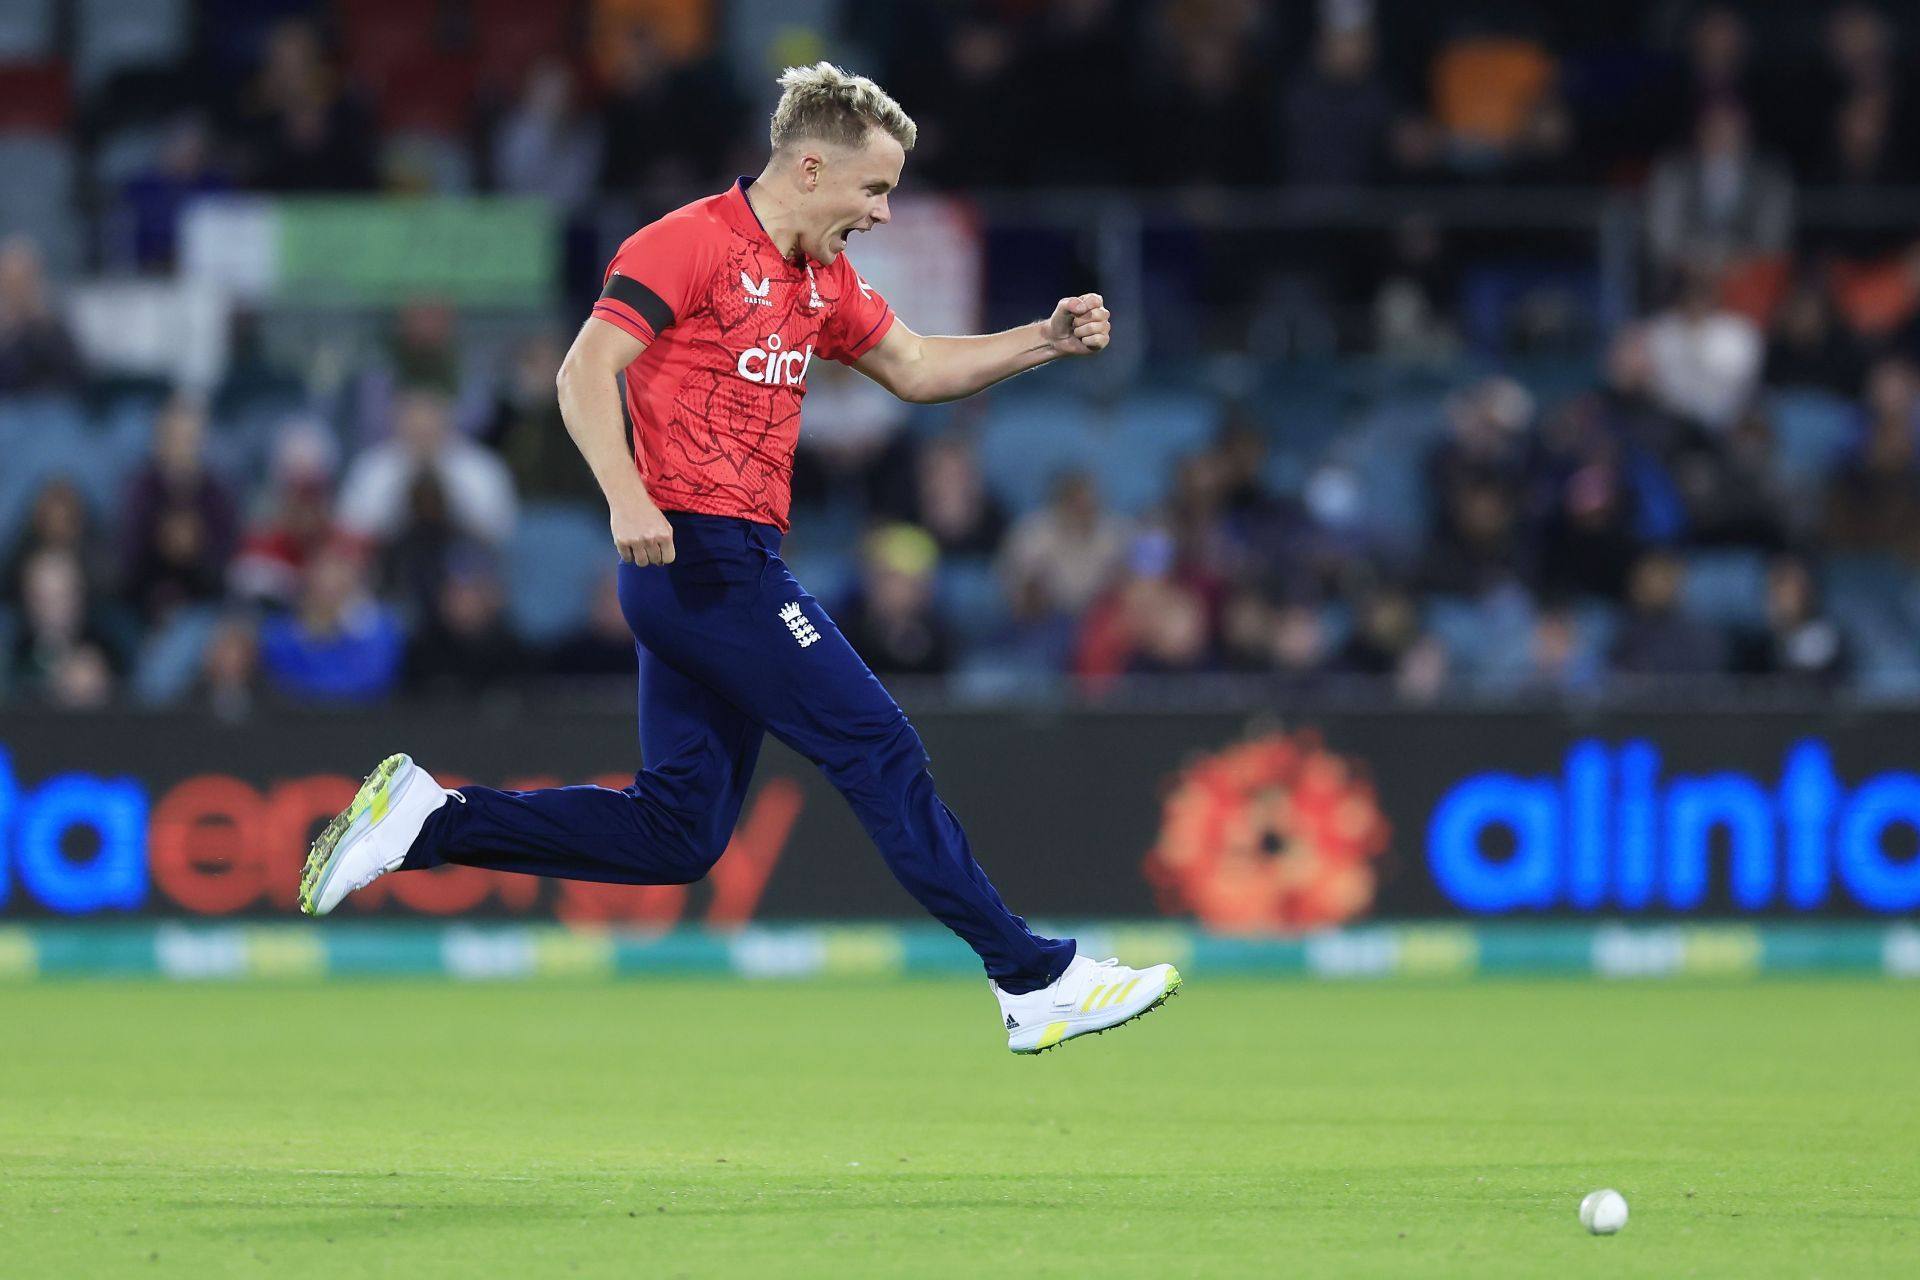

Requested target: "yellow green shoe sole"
[
  {"left": 1015, "top": 966, "right": 1183, "bottom": 1056},
  {"left": 298, "top": 753, "right": 407, "bottom": 916}
]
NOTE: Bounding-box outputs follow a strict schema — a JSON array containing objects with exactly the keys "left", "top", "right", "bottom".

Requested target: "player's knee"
[
  {"left": 818, "top": 714, "right": 926, "bottom": 784},
  {"left": 663, "top": 822, "right": 730, "bottom": 882}
]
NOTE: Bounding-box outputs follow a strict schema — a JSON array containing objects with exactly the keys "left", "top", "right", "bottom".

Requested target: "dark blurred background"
[{"left": 6, "top": 0, "right": 1920, "bottom": 717}]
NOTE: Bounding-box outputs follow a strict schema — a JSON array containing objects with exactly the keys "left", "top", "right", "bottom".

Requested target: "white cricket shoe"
[
  {"left": 994, "top": 954, "right": 1182, "bottom": 1054},
  {"left": 298, "top": 753, "right": 452, "bottom": 916}
]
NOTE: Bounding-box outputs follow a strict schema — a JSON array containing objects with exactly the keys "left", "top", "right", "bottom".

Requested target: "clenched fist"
[
  {"left": 611, "top": 494, "right": 676, "bottom": 566},
  {"left": 1044, "top": 293, "right": 1112, "bottom": 356}
]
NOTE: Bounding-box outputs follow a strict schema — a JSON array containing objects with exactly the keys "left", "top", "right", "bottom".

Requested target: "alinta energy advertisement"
[{"left": 4, "top": 708, "right": 1919, "bottom": 923}]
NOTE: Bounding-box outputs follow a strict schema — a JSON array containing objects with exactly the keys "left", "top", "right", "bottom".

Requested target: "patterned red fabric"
[{"left": 592, "top": 179, "right": 894, "bottom": 531}]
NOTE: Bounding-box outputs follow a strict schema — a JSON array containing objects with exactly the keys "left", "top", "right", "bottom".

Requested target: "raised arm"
[
  {"left": 555, "top": 316, "right": 677, "bottom": 566},
  {"left": 853, "top": 293, "right": 1111, "bottom": 404}
]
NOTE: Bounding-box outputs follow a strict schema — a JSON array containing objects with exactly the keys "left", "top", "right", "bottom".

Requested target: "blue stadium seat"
[
  {"left": 0, "top": 398, "right": 93, "bottom": 549},
  {"left": 1424, "top": 597, "right": 1491, "bottom": 676},
  {"left": 92, "top": 126, "right": 167, "bottom": 189},
  {"left": 131, "top": 604, "right": 220, "bottom": 705},
  {"left": 505, "top": 502, "right": 614, "bottom": 644},
  {"left": 1089, "top": 391, "right": 1220, "bottom": 516},
  {"left": 935, "top": 556, "right": 1008, "bottom": 647},
  {"left": 77, "top": 0, "right": 189, "bottom": 88},
  {"left": 1768, "top": 389, "right": 1857, "bottom": 492},
  {"left": 1682, "top": 550, "right": 1769, "bottom": 628},
  {"left": 0, "top": 0, "right": 55, "bottom": 59},
  {"left": 1823, "top": 554, "right": 1920, "bottom": 694},
  {"left": 0, "top": 136, "right": 79, "bottom": 272},
  {"left": 976, "top": 392, "right": 1098, "bottom": 514}
]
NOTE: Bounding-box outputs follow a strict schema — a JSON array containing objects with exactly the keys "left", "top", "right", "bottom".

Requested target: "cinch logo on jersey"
[
  {"left": 779, "top": 602, "right": 820, "bottom": 648},
  {"left": 736, "top": 333, "right": 814, "bottom": 387}
]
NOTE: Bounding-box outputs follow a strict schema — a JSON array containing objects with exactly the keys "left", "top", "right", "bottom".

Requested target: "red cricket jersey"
[{"left": 591, "top": 177, "right": 897, "bottom": 531}]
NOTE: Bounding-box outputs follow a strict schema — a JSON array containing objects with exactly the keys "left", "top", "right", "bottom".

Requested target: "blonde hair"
[{"left": 769, "top": 61, "right": 917, "bottom": 154}]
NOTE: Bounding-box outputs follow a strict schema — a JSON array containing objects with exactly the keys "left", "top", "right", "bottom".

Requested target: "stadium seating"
[
  {"left": 75, "top": 0, "right": 189, "bottom": 90},
  {"left": 0, "top": 135, "right": 78, "bottom": 272},
  {"left": 1681, "top": 549, "right": 1771, "bottom": 629},
  {"left": 1768, "top": 388, "right": 1858, "bottom": 494},
  {"left": 0, "top": 0, "right": 53, "bottom": 60},
  {"left": 505, "top": 501, "right": 614, "bottom": 644},
  {"left": 131, "top": 603, "right": 221, "bottom": 705}
]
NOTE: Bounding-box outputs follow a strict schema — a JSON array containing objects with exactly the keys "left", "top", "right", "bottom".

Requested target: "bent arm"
[
  {"left": 853, "top": 319, "right": 1058, "bottom": 404},
  {"left": 555, "top": 316, "right": 650, "bottom": 505},
  {"left": 854, "top": 293, "right": 1111, "bottom": 404},
  {"left": 555, "top": 315, "right": 677, "bottom": 565}
]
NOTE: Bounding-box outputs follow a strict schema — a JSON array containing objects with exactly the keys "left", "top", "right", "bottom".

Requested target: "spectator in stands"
[
  {"left": 1372, "top": 215, "right": 1462, "bottom": 365},
  {"left": 237, "top": 18, "right": 377, "bottom": 192},
  {"left": 1330, "top": 584, "right": 1438, "bottom": 690},
  {"left": 230, "top": 423, "right": 342, "bottom": 608},
  {"left": 1733, "top": 556, "right": 1851, "bottom": 689},
  {"left": 547, "top": 570, "right": 638, "bottom": 677},
  {"left": 0, "top": 236, "right": 84, "bottom": 395},
  {"left": 875, "top": 430, "right": 1007, "bottom": 558},
  {"left": 1220, "top": 589, "right": 1331, "bottom": 691},
  {"left": 999, "top": 471, "right": 1130, "bottom": 623},
  {"left": 1766, "top": 273, "right": 1868, "bottom": 395},
  {"left": 897, "top": 15, "right": 1022, "bottom": 189},
  {"left": 336, "top": 389, "right": 518, "bottom": 550},
  {"left": 1824, "top": 356, "right": 1920, "bottom": 562},
  {"left": 598, "top": 23, "right": 741, "bottom": 198},
  {"left": 1161, "top": 451, "right": 1234, "bottom": 616},
  {"left": 2, "top": 478, "right": 114, "bottom": 613},
  {"left": 1278, "top": 15, "right": 1397, "bottom": 188},
  {"left": 1075, "top": 528, "right": 1215, "bottom": 689},
  {"left": 483, "top": 333, "right": 596, "bottom": 502},
  {"left": 1807, "top": 63, "right": 1920, "bottom": 345},
  {"left": 492, "top": 59, "right": 603, "bottom": 212},
  {"left": 380, "top": 469, "right": 462, "bottom": 619},
  {"left": 258, "top": 542, "right": 404, "bottom": 703},
  {"left": 1539, "top": 465, "right": 1643, "bottom": 602},
  {"left": 1518, "top": 599, "right": 1602, "bottom": 697},
  {"left": 1629, "top": 5, "right": 1758, "bottom": 160},
  {"left": 1644, "top": 264, "right": 1764, "bottom": 432},
  {"left": 119, "top": 393, "right": 238, "bottom": 623},
  {"left": 1137, "top": 4, "right": 1274, "bottom": 187},
  {"left": 1426, "top": 19, "right": 1568, "bottom": 178},
  {"left": 1608, "top": 551, "right": 1726, "bottom": 679},
  {"left": 385, "top": 300, "right": 461, "bottom": 399},
  {"left": 119, "top": 117, "right": 232, "bottom": 271},
  {"left": 1424, "top": 377, "right": 1534, "bottom": 594},
  {"left": 1673, "top": 408, "right": 1790, "bottom": 550},
  {"left": 837, "top": 524, "right": 953, "bottom": 678},
  {"left": 196, "top": 613, "right": 263, "bottom": 723},
  {"left": 8, "top": 548, "right": 123, "bottom": 706},
  {"left": 403, "top": 544, "right": 533, "bottom": 698},
  {"left": 1645, "top": 101, "right": 1793, "bottom": 283},
  {"left": 1794, "top": 3, "right": 1919, "bottom": 179}
]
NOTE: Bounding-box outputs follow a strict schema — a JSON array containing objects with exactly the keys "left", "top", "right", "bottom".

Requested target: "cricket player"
[{"left": 298, "top": 63, "right": 1179, "bottom": 1053}]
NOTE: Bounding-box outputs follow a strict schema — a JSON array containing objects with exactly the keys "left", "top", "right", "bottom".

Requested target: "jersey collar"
[{"left": 726, "top": 176, "right": 824, "bottom": 269}]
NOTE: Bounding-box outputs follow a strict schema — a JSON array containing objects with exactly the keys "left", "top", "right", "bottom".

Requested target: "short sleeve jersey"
[{"left": 591, "top": 177, "right": 896, "bottom": 531}]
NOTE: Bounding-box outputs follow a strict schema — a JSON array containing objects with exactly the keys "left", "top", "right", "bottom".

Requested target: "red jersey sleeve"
[
  {"left": 822, "top": 258, "right": 896, "bottom": 365},
  {"left": 593, "top": 215, "right": 711, "bottom": 344}
]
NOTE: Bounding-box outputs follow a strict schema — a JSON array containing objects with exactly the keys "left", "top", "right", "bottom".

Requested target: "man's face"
[{"left": 798, "top": 129, "right": 904, "bottom": 265}]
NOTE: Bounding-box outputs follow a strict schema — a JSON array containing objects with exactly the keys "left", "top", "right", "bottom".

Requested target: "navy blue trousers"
[{"left": 401, "top": 511, "right": 1074, "bottom": 991}]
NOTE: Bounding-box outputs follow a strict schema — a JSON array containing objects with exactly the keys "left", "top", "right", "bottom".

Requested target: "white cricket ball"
[{"left": 1579, "top": 1188, "right": 1629, "bottom": 1235}]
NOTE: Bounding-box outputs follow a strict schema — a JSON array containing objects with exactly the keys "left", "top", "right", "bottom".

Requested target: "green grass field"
[{"left": 5, "top": 978, "right": 1917, "bottom": 1277}]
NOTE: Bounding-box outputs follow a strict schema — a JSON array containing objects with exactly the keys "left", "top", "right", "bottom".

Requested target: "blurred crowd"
[{"left": 8, "top": 0, "right": 1920, "bottom": 711}]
